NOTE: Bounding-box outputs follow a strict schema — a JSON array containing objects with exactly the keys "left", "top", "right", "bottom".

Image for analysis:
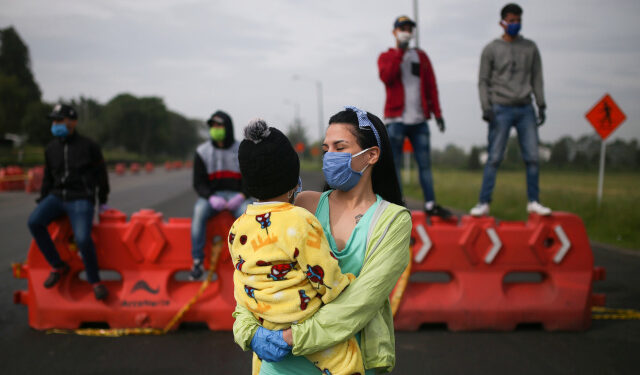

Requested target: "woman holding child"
[{"left": 232, "top": 106, "right": 412, "bottom": 374}]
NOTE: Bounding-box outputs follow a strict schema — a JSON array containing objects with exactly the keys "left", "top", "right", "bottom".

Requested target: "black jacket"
[{"left": 40, "top": 131, "right": 110, "bottom": 204}]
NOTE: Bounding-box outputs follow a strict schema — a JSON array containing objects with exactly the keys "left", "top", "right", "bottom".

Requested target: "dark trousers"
[{"left": 27, "top": 194, "right": 100, "bottom": 284}]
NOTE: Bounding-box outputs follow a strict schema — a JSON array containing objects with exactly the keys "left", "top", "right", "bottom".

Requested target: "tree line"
[
  {"left": 440, "top": 135, "right": 639, "bottom": 171},
  {"left": 0, "top": 26, "right": 202, "bottom": 161}
]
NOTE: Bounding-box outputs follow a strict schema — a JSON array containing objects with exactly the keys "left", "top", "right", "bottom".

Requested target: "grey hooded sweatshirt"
[{"left": 478, "top": 35, "right": 545, "bottom": 112}]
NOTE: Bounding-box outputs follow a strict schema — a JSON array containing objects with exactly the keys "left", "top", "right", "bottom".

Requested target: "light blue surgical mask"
[
  {"left": 322, "top": 148, "right": 371, "bottom": 192},
  {"left": 51, "top": 122, "right": 69, "bottom": 138}
]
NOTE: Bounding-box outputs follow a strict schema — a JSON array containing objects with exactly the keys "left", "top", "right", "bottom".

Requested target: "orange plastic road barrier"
[
  {"left": 144, "top": 162, "right": 154, "bottom": 173},
  {"left": 393, "top": 211, "right": 605, "bottom": 331},
  {"left": 114, "top": 163, "right": 126, "bottom": 175},
  {"left": 164, "top": 161, "right": 173, "bottom": 171},
  {"left": 25, "top": 166, "right": 45, "bottom": 193},
  {"left": 13, "top": 208, "right": 604, "bottom": 332},
  {"left": 14, "top": 209, "right": 237, "bottom": 331},
  {"left": 184, "top": 160, "right": 193, "bottom": 169},
  {"left": 130, "top": 162, "right": 141, "bottom": 174},
  {"left": 172, "top": 161, "right": 183, "bottom": 170}
]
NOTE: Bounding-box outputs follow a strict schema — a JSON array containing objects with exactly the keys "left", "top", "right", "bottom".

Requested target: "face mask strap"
[
  {"left": 350, "top": 148, "right": 373, "bottom": 174},
  {"left": 344, "top": 106, "right": 382, "bottom": 157},
  {"left": 295, "top": 177, "right": 302, "bottom": 194},
  {"left": 288, "top": 177, "right": 303, "bottom": 201}
]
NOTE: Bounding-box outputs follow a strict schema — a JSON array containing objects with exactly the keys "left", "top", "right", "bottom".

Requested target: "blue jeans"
[
  {"left": 387, "top": 121, "right": 436, "bottom": 202},
  {"left": 191, "top": 190, "right": 251, "bottom": 262},
  {"left": 27, "top": 194, "right": 100, "bottom": 284},
  {"left": 479, "top": 103, "right": 540, "bottom": 203}
]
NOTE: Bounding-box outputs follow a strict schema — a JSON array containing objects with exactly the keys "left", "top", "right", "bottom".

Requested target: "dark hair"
[
  {"left": 501, "top": 3, "right": 522, "bottom": 19},
  {"left": 324, "top": 109, "right": 404, "bottom": 206}
]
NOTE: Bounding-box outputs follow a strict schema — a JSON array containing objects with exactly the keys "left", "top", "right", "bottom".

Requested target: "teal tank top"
[{"left": 259, "top": 190, "right": 380, "bottom": 375}]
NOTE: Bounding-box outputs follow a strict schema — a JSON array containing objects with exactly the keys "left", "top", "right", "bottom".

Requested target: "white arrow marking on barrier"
[
  {"left": 484, "top": 228, "right": 502, "bottom": 264},
  {"left": 413, "top": 224, "right": 432, "bottom": 263},
  {"left": 553, "top": 225, "right": 571, "bottom": 264}
]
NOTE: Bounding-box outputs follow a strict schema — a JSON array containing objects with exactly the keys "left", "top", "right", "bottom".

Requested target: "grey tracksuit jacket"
[{"left": 478, "top": 35, "right": 545, "bottom": 112}]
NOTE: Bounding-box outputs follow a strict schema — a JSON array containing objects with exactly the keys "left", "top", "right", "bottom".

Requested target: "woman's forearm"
[
  {"left": 291, "top": 212, "right": 412, "bottom": 356},
  {"left": 232, "top": 304, "right": 260, "bottom": 351}
]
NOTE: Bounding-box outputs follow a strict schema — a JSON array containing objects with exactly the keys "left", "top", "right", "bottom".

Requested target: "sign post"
[{"left": 585, "top": 93, "right": 626, "bottom": 206}]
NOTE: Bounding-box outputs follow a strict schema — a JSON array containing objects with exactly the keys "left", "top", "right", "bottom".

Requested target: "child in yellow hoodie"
[{"left": 231, "top": 119, "right": 364, "bottom": 375}]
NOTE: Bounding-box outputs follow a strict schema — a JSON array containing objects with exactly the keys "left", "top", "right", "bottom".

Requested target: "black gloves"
[
  {"left": 482, "top": 109, "right": 494, "bottom": 123},
  {"left": 436, "top": 118, "right": 445, "bottom": 133},
  {"left": 537, "top": 106, "right": 546, "bottom": 126}
]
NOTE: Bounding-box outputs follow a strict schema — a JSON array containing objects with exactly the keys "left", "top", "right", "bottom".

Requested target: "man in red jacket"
[{"left": 378, "top": 15, "right": 451, "bottom": 218}]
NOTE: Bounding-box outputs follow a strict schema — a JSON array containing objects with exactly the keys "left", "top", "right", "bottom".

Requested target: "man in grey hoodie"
[{"left": 470, "top": 3, "right": 551, "bottom": 217}]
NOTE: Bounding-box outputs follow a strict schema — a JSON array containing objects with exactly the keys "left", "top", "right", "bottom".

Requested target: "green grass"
[
  {"left": 1, "top": 146, "right": 178, "bottom": 167},
  {"left": 0, "top": 145, "right": 45, "bottom": 166},
  {"left": 401, "top": 168, "right": 640, "bottom": 250},
  {"left": 300, "top": 158, "right": 322, "bottom": 172}
]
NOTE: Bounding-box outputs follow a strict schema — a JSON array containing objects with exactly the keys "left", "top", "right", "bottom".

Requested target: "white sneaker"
[
  {"left": 527, "top": 201, "right": 552, "bottom": 216},
  {"left": 470, "top": 203, "right": 489, "bottom": 217}
]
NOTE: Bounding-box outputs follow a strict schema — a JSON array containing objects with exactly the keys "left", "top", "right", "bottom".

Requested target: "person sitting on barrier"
[
  {"left": 190, "top": 110, "right": 252, "bottom": 280},
  {"left": 232, "top": 107, "right": 411, "bottom": 375},
  {"left": 27, "top": 103, "right": 110, "bottom": 301},
  {"left": 231, "top": 118, "right": 364, "bottom": 375}
]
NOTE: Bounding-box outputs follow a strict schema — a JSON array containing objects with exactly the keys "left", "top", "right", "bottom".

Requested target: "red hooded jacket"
[{"left": 377, "top": 48, "right": 442, "bottom": 120}]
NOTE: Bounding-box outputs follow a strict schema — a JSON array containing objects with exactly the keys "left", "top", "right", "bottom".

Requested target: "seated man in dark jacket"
[
  {"left": 190, "top": 110, "right": 251, "bottom": 280},
  {"left": 27, "top": 104, "right": 110, "bottom": 300}
]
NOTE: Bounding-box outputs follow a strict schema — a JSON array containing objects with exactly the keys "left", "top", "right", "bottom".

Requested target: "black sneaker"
[
  {"left": 425, "top": 203, "right": 452, "bottom": 220},
  {"left": 189, "top": 259, "right": 204, "bottom": 281},
  {"left": 93, "top": 284, "right": 108, "bottom": 301},
  {"left": 43, "top": 262, "right": 70, "bottom": 288}
]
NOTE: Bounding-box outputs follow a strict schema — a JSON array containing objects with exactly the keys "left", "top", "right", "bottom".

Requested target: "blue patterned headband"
[{"left": 344, "top": 106, "right": 382, "bottom": 155}]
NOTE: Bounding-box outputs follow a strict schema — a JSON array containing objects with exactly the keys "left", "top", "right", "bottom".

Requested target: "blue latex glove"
[{"left": 250, "top": 327, "right": 292, "bottom": 362}]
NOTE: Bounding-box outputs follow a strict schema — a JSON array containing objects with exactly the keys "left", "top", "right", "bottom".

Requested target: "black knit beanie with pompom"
[{"left": 238, "top": 119, "right": 300, "bottom": 200}]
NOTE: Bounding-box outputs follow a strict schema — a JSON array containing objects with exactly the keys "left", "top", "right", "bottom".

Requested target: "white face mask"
[{"left": 396, "top": 31, "right": 413, "bottom": 43}]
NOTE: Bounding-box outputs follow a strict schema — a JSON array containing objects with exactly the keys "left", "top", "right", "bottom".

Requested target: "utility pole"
[
  {"left": 293, "top": 75, "right": 325, "bottom": 143},
  {"left": 316, "top": 80, "right": 324, "bottom": 144},
  {"left": 413, "top": 0, "right": 420, "bottom": 48}
]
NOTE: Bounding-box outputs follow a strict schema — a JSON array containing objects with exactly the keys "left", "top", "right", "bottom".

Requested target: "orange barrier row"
[
  {"left": 164, "top": 161, "right": 184, "bottom": 171},
  {"left": 115, "top": 162, "right": 155, "bottom": 175},
  {"left": 14, "top": 209, "right": 236, "bottom": 330},
  {"left": 25, "top": 166, "right": 44, "bottom": 193},
  {"left": 13, "top": 209, "right": 604, "bottom": 332},
  {"left": 393, "top": 212, "right": 605, "bottom": 331},
  {"left": 1, "top": 166, "right": 44, "bottom": 193},
  {"left": 0, "top": 166, "right": 26, "bottom": 191}
]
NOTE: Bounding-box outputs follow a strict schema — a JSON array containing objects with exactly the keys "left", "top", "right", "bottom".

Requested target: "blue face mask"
[
  {"left": 502, "top": 21, "right": 521, "bottom": 36},
  {"left": 51, "top": 123, "right": 69, "bottom": 138},
  {"left": 322, "top": 148, "right": 371, "bottom": 192}
]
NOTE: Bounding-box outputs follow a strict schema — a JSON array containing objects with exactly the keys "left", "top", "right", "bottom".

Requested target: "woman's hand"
[{"left": 250, "top": 327, "right": 292, "bottom": 362}]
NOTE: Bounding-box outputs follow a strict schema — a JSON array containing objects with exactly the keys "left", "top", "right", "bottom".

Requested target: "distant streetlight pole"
[
  {"left": 283, "top": 99, "right": 300, "bottom": 126},
  {"left": 316, "top": 80, "right": 324, "bottom": 143},
  {"left": 413, "top": 0, "right": 420, "bottom": 48},
  {"left": 292, "top": 75, "right": 325, "bottom": 143}
]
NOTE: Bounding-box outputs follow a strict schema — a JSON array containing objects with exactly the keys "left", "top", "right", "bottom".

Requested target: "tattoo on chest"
[{"left": 355, "top": 214, "right": 363, "bottom": 224}]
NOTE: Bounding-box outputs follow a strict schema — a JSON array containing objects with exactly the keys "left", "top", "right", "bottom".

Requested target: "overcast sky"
[{"left": 2, "top": 0, "right": 639, "bottom": 149}]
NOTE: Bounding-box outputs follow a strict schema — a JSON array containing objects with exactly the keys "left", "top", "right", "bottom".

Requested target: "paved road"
[{"left": 1, "top": 169, "right": 639, "bottom": 374}]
